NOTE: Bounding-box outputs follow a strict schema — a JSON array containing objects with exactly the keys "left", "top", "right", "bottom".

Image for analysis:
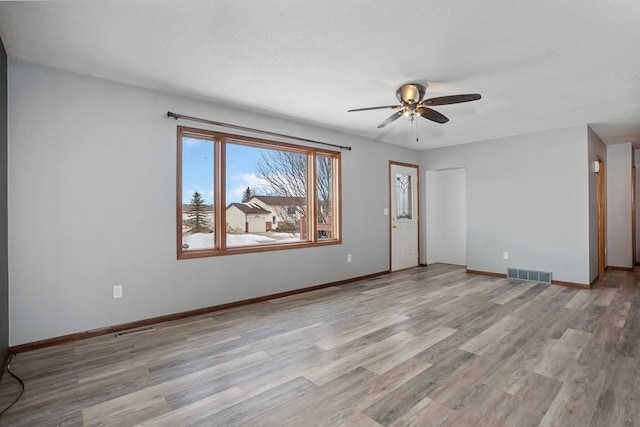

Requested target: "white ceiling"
[{"left": 1, "top": 1, "right": 640, "bottom": 150}]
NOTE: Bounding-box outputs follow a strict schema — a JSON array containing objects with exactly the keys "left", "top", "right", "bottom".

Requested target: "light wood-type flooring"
[{"left": 1, "top": 264, "right": 639, "bottom": 426}]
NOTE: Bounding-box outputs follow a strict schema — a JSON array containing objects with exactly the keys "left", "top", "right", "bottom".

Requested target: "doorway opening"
[{"left": 425, "top": 168, "right": 467, "bottom": 266}]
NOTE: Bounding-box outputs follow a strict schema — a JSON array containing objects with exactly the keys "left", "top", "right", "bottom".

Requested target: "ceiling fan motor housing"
[{"left": 397, "top": 83, "right": 426, "bottom": 104}]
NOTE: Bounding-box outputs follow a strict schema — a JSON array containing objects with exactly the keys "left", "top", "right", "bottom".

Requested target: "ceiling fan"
[{"left": 348, "top": 83, "right": 481, "bottom": 128}]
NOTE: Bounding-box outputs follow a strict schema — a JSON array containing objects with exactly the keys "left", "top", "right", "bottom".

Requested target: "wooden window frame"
[{"left": 177, "top": 126, "right": 342, "bottom": 259}]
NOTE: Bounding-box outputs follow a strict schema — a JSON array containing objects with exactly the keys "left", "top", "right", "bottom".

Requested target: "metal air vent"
[{"left": 507, "top": 268, "right": 552, "bottom": 285}]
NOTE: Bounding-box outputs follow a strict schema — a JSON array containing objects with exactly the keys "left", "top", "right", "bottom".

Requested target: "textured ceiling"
[{"left": 1, "top": 1, "right": 639, "bottom": 150}]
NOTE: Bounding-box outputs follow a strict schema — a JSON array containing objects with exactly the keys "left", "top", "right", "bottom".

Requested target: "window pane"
[
  {"left": 317, "top": 155, "right": 334, "bottom": 240},
  {"left": 225, "top": 142, "right": 307, "bottom": 247},
  {"left": 396, "top": 174, "right": 412, "bottom": 219},
  {"left": 181, "top": 136, "right": 214, "bottom": 250}
]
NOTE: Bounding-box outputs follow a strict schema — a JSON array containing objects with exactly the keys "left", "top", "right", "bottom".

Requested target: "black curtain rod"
[{"left": 167, "top": 111, "right": 352, "bottom": 151}]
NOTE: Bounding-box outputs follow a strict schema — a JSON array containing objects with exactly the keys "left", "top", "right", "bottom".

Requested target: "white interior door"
[{"left": 390, "top": 163, "right": 419, "bottom": 271}]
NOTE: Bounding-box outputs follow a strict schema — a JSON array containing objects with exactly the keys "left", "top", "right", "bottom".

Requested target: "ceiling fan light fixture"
[{"left": 401, "top": 84, "right": 419, "bottom": 103}]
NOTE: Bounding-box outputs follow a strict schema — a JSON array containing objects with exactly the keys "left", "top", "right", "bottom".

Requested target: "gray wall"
[
  {"left": 606, "top": 143, "right": 633, "bottom": 269},
  {"left": 7, "top": 60, "right": 418, "bottom": 345},
  {"left": 587, "top": 127, "right": 606, "bottom": 281},
  {"left": 419, "top": 125, "right": 592, "bottom": 284},
  {"left": 0, "top": 38, "right": 8, "bottom": 372}
]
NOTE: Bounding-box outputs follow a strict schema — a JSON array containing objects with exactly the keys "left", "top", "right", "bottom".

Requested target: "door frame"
[
  {"left": 597, "top": 157, "right": 606, "bottom": 276},
  {"left": 389, "top": 161, "right": 420, "bottom": 271},
  {"left": 632, "top": 164, "right": 636, "bottom": 268}
]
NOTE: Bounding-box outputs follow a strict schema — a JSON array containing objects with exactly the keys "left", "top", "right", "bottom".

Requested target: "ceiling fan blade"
[
  {"left": 377, "top": 110, "right": 404, "bottom": 128},
  {"left": 417, "top": 107, "right": 449, "bottom": 124},
  {"left": 347, "top": 105, "right": 402, "bottom": 112},
  {"left": 421, "top": 93, "right": 481, "bottom": 106}
]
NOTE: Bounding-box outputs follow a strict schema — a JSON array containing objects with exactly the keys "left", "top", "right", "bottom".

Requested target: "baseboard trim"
[
  {"left": 589, "top": 276, "right": 600, "bottom": 289},
  {"left": 607, "top": 265, "right": 634, "bottom": 272},
  {"left": 551, "top": 280, "right": 590, "bottom": 289},
  {"left": 9, "top": 270, "right": 389, "bottom": 354},
  {"left": 466, "top": 269, "right": 590, "bottom": 289},
  {"left": 466, "top": 270, "right": 506, "bottom": 278}
]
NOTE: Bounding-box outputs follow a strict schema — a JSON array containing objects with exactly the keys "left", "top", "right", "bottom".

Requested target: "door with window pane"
[{"left": 390, "top": 162, "right": 419, "bottom": 271}]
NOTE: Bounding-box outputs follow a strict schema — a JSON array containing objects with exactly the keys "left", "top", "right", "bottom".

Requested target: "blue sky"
[{"left": 182, "top": 138, "right": 269, "bottom": 204}]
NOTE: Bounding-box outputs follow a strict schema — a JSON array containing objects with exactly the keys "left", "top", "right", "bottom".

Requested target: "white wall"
[
  {"left": 425, "top": 168, "right": 466, "bottom": 266},
  {"left": 7, "top": 60, "right": 419, "bottom": 345},
  {"left": 419, "top": 126, "right": 591, "bottom": 284},
  {"left": 606, "top": 143, "right": 633, "bottom": 269},
  {"left": 587, "top": 127, "right": 606, "bottom": 281}
]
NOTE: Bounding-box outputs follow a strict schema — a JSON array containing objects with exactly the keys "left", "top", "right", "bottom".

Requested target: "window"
[
  {"left": 396, "top": 174, "right": 412, "bottom": 220},
  {"left": 177, "top": 126, "right": 341, "bottom": 258}
]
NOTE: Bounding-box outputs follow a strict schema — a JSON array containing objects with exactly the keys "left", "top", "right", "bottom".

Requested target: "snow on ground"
[
  {"left": 185, "top": 233, "right": 214, "bottom": 249},
  {"left": 185, "top": 232, "right": 301, "bottom": 249},
  {"left": 270, "top": 232, "right": 300, "bottom": 238},
  {"left": 228, "top": 233, "right": 276, "bottom": 247},
  {"left": 274, "top": 237, "right": 303, "bottom": 243}
]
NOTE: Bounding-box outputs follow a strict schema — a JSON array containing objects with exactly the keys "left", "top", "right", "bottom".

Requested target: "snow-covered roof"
[
  {"left": 227, "top": 203, "right": 271, "bottom": 215},
  {"left": 250, "top": 196, "right": 306, "bottom": 207}
]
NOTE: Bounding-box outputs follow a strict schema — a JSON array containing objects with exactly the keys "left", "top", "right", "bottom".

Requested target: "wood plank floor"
[{"left": 1, "top": 264, "right": 639, "bottom": 426}]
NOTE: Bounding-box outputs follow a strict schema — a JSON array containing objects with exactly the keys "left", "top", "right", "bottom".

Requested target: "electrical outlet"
[
  {"left": 347, "top": 254, "right": 352, "bottom": 263},
  {"left": 113, "top": 285, "right": 123, "bottom": 299},
  {"left": 503, "top": 252, "right": 509, "bottom": 260}
]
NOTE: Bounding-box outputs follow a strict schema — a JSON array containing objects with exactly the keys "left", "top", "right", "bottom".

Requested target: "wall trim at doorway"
[{"left": 466, "top": 269, "right": 591, "bottom": 289}]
